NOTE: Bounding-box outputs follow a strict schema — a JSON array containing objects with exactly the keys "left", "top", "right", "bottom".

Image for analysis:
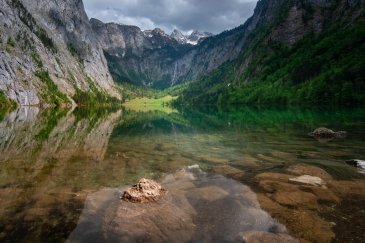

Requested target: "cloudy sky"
[{"left": 83, "top": 0, "right": 258, "bottom": 34}]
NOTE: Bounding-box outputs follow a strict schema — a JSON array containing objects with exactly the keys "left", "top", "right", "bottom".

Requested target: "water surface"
[{"left": 0, "top": 106, "right": 364, "bottom": 242}]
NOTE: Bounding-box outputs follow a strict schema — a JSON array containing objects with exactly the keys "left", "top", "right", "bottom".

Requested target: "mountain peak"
[
  {"left": 170, "top": 29, "right": 188, "bottom": 44},
  {"left": 187, "top": 30, "right": 213, "bottom": 45},
  {"left": 170, "top": 29, "right": 214, "bottom": 45}
]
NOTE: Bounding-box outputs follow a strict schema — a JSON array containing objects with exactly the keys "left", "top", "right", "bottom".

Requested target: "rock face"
[
  {"left": 187, "top": 30, "right": 213, "bottom": 45},
  {"left": 95, "top": 0, "right": 364, "bottom": 91},
  {"left": 170, "top": 29, "right": 188, "bottom": 44},
  {"left": 90, "top": 18, "right": 247, "bottom": 89},
  {"left": 0, "top": 0, "right": 120, "bottom": 106},
  {"left": 122, "top": 178, "right": 167, "bottom": 203},
  {"left": 170, "top": 30, "right": 213, "bottom": 45},
  {"left": 177, "top": 0, "right": 365, "bottom": 105}
]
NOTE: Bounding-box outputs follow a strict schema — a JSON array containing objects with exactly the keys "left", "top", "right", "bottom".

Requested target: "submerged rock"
[
  {"left": 287, "top": 164, "right": 332, "bottom": 180},
  {"left": 345, "top": 159, "right": 365, "bottom": 173},
  {"left": 289, "top": 175, "right": 326, "bottom": 187},
  {"left": 121, "top": 178, "right": 167, "bottom": 203},
  {"left": 69, "top": 166, "right": 296, "bottom": 242},
  {"left": 239, "top": 231, "right": 298, "bottom": 243},
  {"left": 308, "top": 127, "right": 347, "bottom": 139},
  {"left": 346, "top": 159, "right": 365, "bottom": 169}
]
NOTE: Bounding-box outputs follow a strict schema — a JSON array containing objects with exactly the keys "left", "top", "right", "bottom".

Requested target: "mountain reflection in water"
[{"left": 0, "top": 106, "right": 364, "bottom": 242}]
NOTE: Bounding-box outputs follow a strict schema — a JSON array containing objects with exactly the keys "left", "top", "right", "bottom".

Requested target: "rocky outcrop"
[
  {"left": 170, "top": 29, "right": 188, "bottom": 44},
  {"left": 178, "top": 0, "right": 365, "bottom": 105},
  {"left": 122, "top": 178, "right": 167, "bottom": 203},
  {"left": 0, "top": 0, "right": 120, "bottom": 106}
]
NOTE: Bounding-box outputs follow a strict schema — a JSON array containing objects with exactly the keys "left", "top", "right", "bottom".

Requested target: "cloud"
[{"left": 83, "top": 0, "right": 257, "bottom": 34}]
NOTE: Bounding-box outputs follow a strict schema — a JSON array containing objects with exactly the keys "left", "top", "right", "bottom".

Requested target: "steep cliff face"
[
  {"left": 91, "top": 17, "right": 253, "bottom": 89},
  {"left": 179, "top": 0, "right": 365, "bottom": 105},
  {"left": 0, "top": 0, "right": 120, "bottom": 106},
  {"left": 94, "top": 1, "right": 327, "bottom": 90},
  {"left": 91, "top": 19, "right": 194, "bottom": 88}
]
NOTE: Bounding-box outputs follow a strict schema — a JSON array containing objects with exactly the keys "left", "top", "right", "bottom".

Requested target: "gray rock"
[
  {"left": 90, "top": 18, "right": 245, "bottom": 88},
  {"left": 309, "top": 127, "right": 347, "bottom": 139},
  {"left": 0, "top": 0, "right": 120, "bottom": 106}
]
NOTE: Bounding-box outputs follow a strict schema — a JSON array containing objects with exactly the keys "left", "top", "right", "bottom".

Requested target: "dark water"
[{"left": 0, "top": 106, "right": 364, "bottom": 242}]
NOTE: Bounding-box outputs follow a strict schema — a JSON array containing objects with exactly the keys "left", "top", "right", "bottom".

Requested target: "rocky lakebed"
[{"left": 0, "top": 107, "right": 365, "bottom": 242}]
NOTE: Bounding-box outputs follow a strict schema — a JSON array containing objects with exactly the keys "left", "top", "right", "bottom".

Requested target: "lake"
[{"left": 0, "top": 106, "right": 364, "bottom": 242}]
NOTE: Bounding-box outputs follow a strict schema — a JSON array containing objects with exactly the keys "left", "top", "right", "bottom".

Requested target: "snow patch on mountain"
[{"left": 170, "top": 29, "right": 213, "bottom": 45}]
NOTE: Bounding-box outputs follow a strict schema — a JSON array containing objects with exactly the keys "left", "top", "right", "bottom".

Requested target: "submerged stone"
[
  {"left": 287, "top": 164, "right": 332, "bottom": 180},
  {"left": 345, "top": 159, "right": 365, "bottom": 174},
  {"left": 239, "top": 231, "right": 299, "bottom": 243},
  {"left": 289, "top": 175, "right": 325, "bottom": 187},
  {"left": 345, "top": 159, "right": 365, "bottom": 169},
  {"left": 309, "top": 127, "right": 336, "bottom": 137},
  {"left": 69, "top": 166, "right": 296, "bottom": 242},
  {"left": 121, "top": 178, "right": 167, "bottom": 203}
]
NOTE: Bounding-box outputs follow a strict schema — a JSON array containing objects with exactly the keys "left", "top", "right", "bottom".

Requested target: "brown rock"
[
  {"left": 212, "top": 165, "right": 245, "bottom": 179},
  {"left": 256, "top": 193, "right": 335, "bottom": 243},
  {"left": 200, "top": 156, "right": 229, "bottom": 164},
  {"left": 273, "top": 191, "right": 318, "bottom": 209},
  {"left": 239, "top": 231, "right": 298, "bottom": 243},
  {"left": 287, "top": 164, "right": 332, "bottom": 180},
  {"left": 308, "top": 127, "right": 347, "bottom": 141},
  {"left": 107, "top": 195, "right": 195, "bottom": 243},
  {"left": 190, "top": 186, "right": 229, "bottom": 201},
  {"left": 122, "top": 178, "right": 167, "bottom": 203},
  {"left": 308, "top": 127, "right": 336, "bottom": 138},
  {"left": 255, "top": 172, "right": 293, "bottom": 183}
]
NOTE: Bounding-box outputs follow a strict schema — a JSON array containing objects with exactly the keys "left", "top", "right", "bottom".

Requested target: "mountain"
[
  {"left": 0, "top": 0, "right": 120, "bottom": 107},
  {"left": 170, "top": 29, "right": 213, "bottom": 45},
  {"left": 90, "top": 19, "right": 189, "bottom": 88},
  {"left": 91, "top": 18, "right": 245, "bottom": 89},
  {"left": 2, "top": 0, "right": 363, "bottom": 107},
  {"left": 170, "top": 29, "right": 188, "bottom": 44},
  {"left": 186, "top": 30, "right": 213, "bottom": 45},
  {"left": 178, "top": 0, "right": 365, "bottom": 106}
]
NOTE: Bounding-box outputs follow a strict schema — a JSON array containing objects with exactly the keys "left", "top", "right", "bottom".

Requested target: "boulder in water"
[
  {"left": 308, "top": 127, "right": 347, "bottom": 142},
  {"left": 121, "top": 178, "right": 167, "bottom": 203},
  {"left": 308, "top": 127, "right": 335, "bottom": 138}
]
